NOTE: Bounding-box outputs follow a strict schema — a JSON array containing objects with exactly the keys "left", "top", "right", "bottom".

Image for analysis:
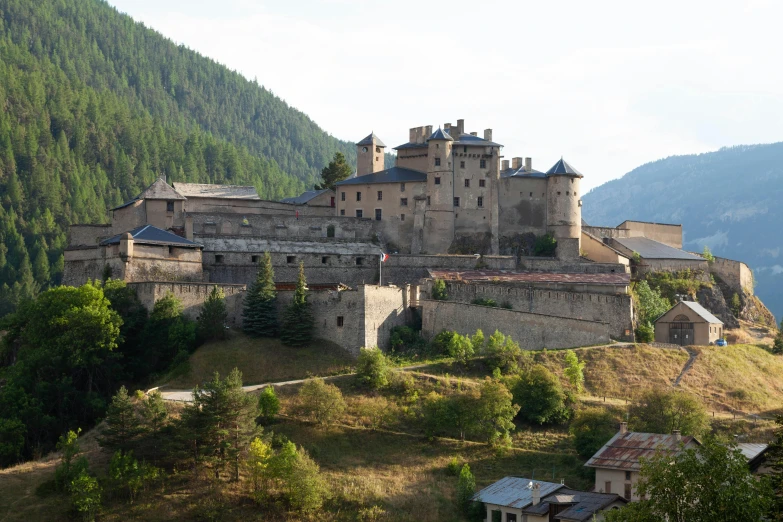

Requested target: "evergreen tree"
[
  {"left": 242, "top": 252, "right": 278, "bottom": 337},
  {"left": 99, "top": 386, "right": 143, "bottom": 453},
  {"left": 280, "top": 262, "right": 314, "bottom": 347},
  {"left": 314, "top": 152, "right": 352, "bottom": 190},
  {"left": 197, "top": 285, "right": 227, "bottom": 341}
]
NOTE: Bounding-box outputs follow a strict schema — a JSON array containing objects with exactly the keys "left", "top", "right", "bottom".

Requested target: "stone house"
[
  {"left": 472, "top": 477, "right": 626, "bottom": 522},
  {"left": 585, "top": 423, "right": 699, "bottom": 501},
  {"left": 654, "top": 300, "right": 724, "bottom": 346}
]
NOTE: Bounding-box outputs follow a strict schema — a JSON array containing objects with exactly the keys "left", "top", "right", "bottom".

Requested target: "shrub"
[
  {"left": 257, "top": 386, "right": 280, "bottom": 423},
  {"left": 356, "top": 347, "right": 390, "bottom": 390},
  {"left": 69, "top": 470, "right": 101, "bottom": 521},
  {"left": 635, "top": 322, "right": 655, "bottom": 343},
  {"left": 511, "top": 365, "right": 568, "bottom": 425},
  {"left": 286, "top": 447, "right": 328, "bottom": 513},
  {"left": 456, "top": 464, "right": 476, "bottom": 513},
  {"left": 533, "top": 233, "right": 557, "bottom": 256},
  {"left": 471, "top": 297, "right": 497, "bottom": 307},
  {"left": 570, "top": 407, "right": 620, "bottom": 459},
  {"left": 356, "top": 396, "right": 393, "bottom": 430},
  {"left": 298, "top": 378, "right": 346, "bottom": 425},
  {"left": 702, "top": 245, "right": 715, "bottom": 263},
  {"left": 731, "top": 293, "right": 741, "bottom": 317},
  {"left": 389, "top": 325, "right": 426, "bottom": 353},
  {"left": 628, "top": 389, "right": 709, "bottom": 437},
  {"left": 447, "top": 456, "right": 461, "bottom": 476},
  {"left": 563, "top": 350, "right": 586, "bottom": 393},
  {"left": 448, "top": 333, "right": 475, "bottom": 364},
  {"left": 633, "top": 280, "right": 671, "bottom": 324},
  {"left": 484, "top": 330, "right": 527, "bottom": 374},
  {"left": 108, "top": 450, "right": 160, "bottom": 503},
  {"left": 245, "top": 437, "right": 272, "bottom": 503},
  {"left": 432, "top": 279, "right": 449, "bottom": 300},
  {"left": 431, "top": 330, "right": 457, "bottom": 356},
  {"left": 55, "top": 429, "right": 89, "bottom": 492}
]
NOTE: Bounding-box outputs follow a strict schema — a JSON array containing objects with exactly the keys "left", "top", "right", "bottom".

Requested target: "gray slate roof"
[
  {"left": 546, "top": 158, "right": 583, "bottom": 177},
  {"left": 670, "top": 301, "right": 724, "bottom": 325},
  {"left": 110, "top": 178, "right": 185, "bottom": 210},
  {"left": 335, "top": 166, "right": 426, "bottom": 186},
  {"left": 453, "top": 133, "right": 503, "bottom": 147},
  {"left": 472, "top": 477, "right": 563, "bottom": 509},
  {"left": 614, "top": 237, "right": 702, "bottom": 261},
  {"left": 429, "top": 127, "right": 453, "bottom": 141},
  {"left": 172, "top": 183, "right": 260, "bottom": 200},
  {"left": 501, "top": 167, "right": 546, "bottom": 179},
  {"left": 280, "top": 189, "right": 330, "bottom": 205},
  {"left": 392, "top": 142, "right": 429, "bottom": 151},
  {"left": 198, "top": 237, "right": 381, "bottom": 256},
  {"left": 356, "top": 132, "right": 386, "bottom": 147},
  {"left": 101, "top": 225, "right": 201, "bottom": 248},
  {"left": 552, "top": 489, "right": 626, "bottom": 522}
]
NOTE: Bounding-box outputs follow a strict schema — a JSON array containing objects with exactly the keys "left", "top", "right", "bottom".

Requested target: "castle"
[{"left": 63, "top": 119, "right": 752, "bottom": 355}]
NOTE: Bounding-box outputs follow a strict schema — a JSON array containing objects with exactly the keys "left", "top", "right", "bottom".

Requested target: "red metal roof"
[
  {"left": 427, "top": 269, "right": 630, "bottom": 286},
  {"left": 585, "top": 432, "right": 698, "bottom": 471}
]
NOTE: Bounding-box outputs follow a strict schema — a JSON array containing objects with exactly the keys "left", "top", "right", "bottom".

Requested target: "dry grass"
[{"left": 161, "top": 330, "right": 355, "bottom": 388}]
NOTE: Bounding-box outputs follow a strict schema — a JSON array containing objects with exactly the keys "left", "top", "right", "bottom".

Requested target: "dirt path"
[{"left": 673, "top": 347, "right": 698, "bottom": 387}]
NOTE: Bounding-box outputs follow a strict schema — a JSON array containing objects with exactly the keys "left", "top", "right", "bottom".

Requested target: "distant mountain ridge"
[{"left": 582, "top": 142, "right": 783, "bottom": 320}]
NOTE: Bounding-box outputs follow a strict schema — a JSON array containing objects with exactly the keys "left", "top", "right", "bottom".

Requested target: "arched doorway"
[{"left": 669, "top": 314, "right": 694, "bottom": 346}]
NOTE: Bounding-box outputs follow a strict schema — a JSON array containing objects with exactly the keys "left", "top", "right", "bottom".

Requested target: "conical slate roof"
[
  {"left": 428, "top": 127, "right": 453, "bottom": 141},
  {"left": 356, "top": 132, "right": 386, "bottom": 147},
  {"left": 546, "top": 158, "right": 583, "bottom": 177}
]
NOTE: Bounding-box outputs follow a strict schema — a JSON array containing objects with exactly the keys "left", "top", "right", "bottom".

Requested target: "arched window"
[{"left": 673, "top": 314, "right": 691, "bottom": 322}]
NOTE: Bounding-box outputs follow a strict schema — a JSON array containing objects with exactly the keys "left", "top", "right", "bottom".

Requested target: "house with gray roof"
[
  {"left": 654, "top": 299, "right": 725, "bottom": 346},
  {"left": 472, "top": 477, "right": 626, "bottom": 522}
]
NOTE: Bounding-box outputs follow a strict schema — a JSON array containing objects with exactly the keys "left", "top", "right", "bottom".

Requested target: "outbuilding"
[{"left": 654, "top": 300, "right": 724, "bottom": 346}]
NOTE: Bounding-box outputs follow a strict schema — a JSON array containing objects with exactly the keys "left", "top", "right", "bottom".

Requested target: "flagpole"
[{"left": 379, "top": 253, "right": 382, "bottom": 286}]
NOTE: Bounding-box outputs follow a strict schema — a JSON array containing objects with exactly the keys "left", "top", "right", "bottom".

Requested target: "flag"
[{"left": 381, "top": 252, "right": 389, "bottom": 263}]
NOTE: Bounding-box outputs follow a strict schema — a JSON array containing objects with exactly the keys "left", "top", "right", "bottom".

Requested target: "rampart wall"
[
  {"left": 427, "top": 281, "right": 633, "bottom": 340},
  {"left": 68, "top": 224, "right": 112, "bottom": 247},
  {"left": 189, "top": 212, "right": 375, "bottom": 240},
  {"left": 709, "top": 256, "right": 754, "bottom": 295},
  {"left": 129, "top": 281, "right": 247, "bottom": 325},
  {"left": 419, "top": 299, "right": 610, "bottom": 349}
]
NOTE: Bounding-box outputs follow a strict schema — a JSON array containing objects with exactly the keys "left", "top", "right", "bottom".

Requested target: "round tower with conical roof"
[
  {"left": 356, "top": 132, "right": 385, "bottom": 176},
  {"left": 545, "top": 158, "right": 583, "bottom": 259}
]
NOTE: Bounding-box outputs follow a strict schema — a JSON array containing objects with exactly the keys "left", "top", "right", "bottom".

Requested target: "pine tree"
[
  {"left": 242, "top": 252, "right": 278, "bottom": 337},
  {"left": 99, "top": 386, "right": 142, "bottom": 452},
  {"left": 280, "top": 262, "right": 314, "bottom": 347},
  {"left": 314, "top": 152, "right": 352, "bottom": 190},
  {"left": 197, "top": 285, "right": 227, "bottom": 341}
]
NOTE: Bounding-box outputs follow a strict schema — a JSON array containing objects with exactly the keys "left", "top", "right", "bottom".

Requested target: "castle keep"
[{"left": 63, "top": 118, "right": 753, "bottom": 354}]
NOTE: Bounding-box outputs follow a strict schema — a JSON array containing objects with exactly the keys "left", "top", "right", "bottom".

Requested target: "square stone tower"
[{"left": 356, "top": 132, "right": 385, "bottom": 176}]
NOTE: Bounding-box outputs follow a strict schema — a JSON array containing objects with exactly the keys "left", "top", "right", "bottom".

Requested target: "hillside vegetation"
[
  {"left": 0, "top": 0, "right": 371, "bottom": 311},
  {"left": 582, "top": 143, "right": 783, "bottom": 320}
]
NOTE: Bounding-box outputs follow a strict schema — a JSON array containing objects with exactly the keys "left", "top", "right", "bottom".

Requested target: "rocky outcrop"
[
  {"left": 696, "top": 284, "right": 739, "bottom": 328},
  {"left": 741, "top": 294, "right": 776, "bottom": 326}
]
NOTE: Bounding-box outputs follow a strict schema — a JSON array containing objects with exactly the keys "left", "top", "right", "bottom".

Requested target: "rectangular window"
[
  {"left": 464, "top": 179, "right": 470, "bottom": 188},
  {"left": 330, "top": 196, "right": 335, "bottom": 207},
  {"left": 434, "top": 158, "right": 441, "bottom": 166},
  {"left": 480, "top": 159, "right": 486, "bottom": 168},
  {"left": 400, "top": 183, "right": 405, "bottom": 192},
  {"left": 460, "top": 160, "right": 465, "bottom": 168},
  {"left": 605, "top": 481, "right": 612, "bottom": 494},
  {"left": 624, "top": 483, "right": 632, "bottom": 500},
  {"left": 377, "top": 190, "right": 383, "bottom": 201},
  {"left": 166, "top": 201, "right": 174, "bottom": 212},
  {"left": 427, "top": 196, "right": 431, "bottom": 206},
  {"left": 625, "top": 471, "right": 632, "bottom": 481},
  {"left": 477, "top": 196, "right": 483, "bottom": 207},
  {"left": 340, "top": 209, "right": 345, "bottom": 216},
  {"left": 434, "top": 177, "right": 441, "bottom": 185},
  {"left": 251, "top": 255, "right": 260, "bottom": 263},
  {"left": 479, "top": 179, "right": 485, "bottom": 187},
  {"left": 356, "top": 209, "right": 363, "bottom": 218},
  {"left": 322, "top": 256, "right": 329, "bottom": 264},
  {"left": 401, "top": 213, "right": 405, "bottom": 221},
  {"left": 400, "top": 197, "right": 408, "bottom": 206},
  {"left": 375, "top": 209, "right": 382, "bottom": 221},
  {"left": 463, "top": 146, "right": 467, "bottom": 153},
  {"left": 337, "top": 316, "right": 344, "bottom": 327},
  {"left": 341, "top": 192, "right": 346, "bottom": 201},
  {"left": 214, "top": 254, "right": 224, "bottom": 263},
  {"left": 356, "top": 192, "right": 362, "bottom": 201},
  {"left": 453, "top": 197, "right": 460, "bottom": 207},
  {"left": 286, "top": 255, "right": 296, "bottom": 264},
  {"left": 356, "top": 257, "right": 364, "bottom": 265},
  {"left": 505, "top": 514, "right": 517, "bottom": 522},
  {"left": 530, "top": 192, "right": 533, "bottom": 197}
]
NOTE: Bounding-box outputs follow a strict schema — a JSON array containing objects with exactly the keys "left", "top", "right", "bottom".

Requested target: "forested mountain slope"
[
  {"left": 582, "top": 143, "right": 783, "bottom": 320},
  {"left": 0, "top": 0, "right": 362, "bottom": 310}
]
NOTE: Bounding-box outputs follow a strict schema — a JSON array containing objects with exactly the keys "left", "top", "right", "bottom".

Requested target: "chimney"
[
  {"left": 470, "top": 131, "right": 477, "bottom": 136},
  {"left": 159, "top": 173, "right": 167, "bottom": 183},
  {"left": 532, "top": 483, "right": 541, "bottom": 506},
  {"left": 502, "top": 160, "right": 510, "bottom": 171},
  {"left": 425, "top": 125, "right": 433, "bottom": 138},
  {"left": 525, "top": 157, "right": 532, "bottom": 172},
  {"left": 673, "top": 429, "right": 681, "bottom": 442},
  {"left": 457, "top": 118, "right": 465, "bottom": 135},
  {"left": 512, "top": 157, "right": 523, "bottom": 170},
  {"left": 416, "top": 127, "right": 426, "bottom": 144},
  {"left": 444, "top": 122, "right": 452, "bottom": 133},
  {"left": 409, "top": 128, "right": 417, "bottom": 143},
  {"left": 484, "top": 129, "right": 493, "bottom": 141},
  {"left": 619, "top": 422, "right": 628, "bottom": 434}
]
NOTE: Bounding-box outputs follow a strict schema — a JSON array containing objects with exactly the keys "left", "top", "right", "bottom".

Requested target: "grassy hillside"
[{"left": 581, "top": 143, "right": 783, "bottom": 320}]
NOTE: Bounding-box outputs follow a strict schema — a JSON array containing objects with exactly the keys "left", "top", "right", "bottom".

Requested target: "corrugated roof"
[
  {"left": 100, "top": 225, "right": 201, "bottom": 248},
  {"left": 280, "top": 189, "right": 330, "bottom": 205},
  {"left": 550, "top": 489, "right": 625, "bottom": 522},
  {"left": 585, "top": 431, "right": 698, "bottom": 472},
  {"left": 472, "top": 477, "right": 563, "bottom": 509},
  {"left": 199, "top": 237, "right": 381, "bottom": 256},
  {"left": 428, "top": 269, "right": 630, "bottom": 286},
  {"left": 335, "top": 166, "right": 427, "bottom": 186},
  {"left": 614, "top": 237, "right": 703, "bottom": 261},
  {"left": 546, "top": 158, "right": 583, "bottom": 177},
  {"left": 736, "top": 443, "right": 768, "bottom": 461},
  {"left": 429, "top": 127, "right": 453, "bottom": 141},
  {"left": 172, "top": 182, "right": 260, "bottom": 200},
  {"left": 356, "top": 132, "right": 386, "bottom": 147}
]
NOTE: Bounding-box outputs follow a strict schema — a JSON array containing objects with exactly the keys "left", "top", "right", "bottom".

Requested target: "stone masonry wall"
[
  {"left": 129, "top": 281, "right": 247, "bottom": 325},
  {"left": 709, "top": 256, "right": 754, "bottom": 295},
  {"left": 420, "top": 299, "right": 610, "bottom": 350},
  {"left": 190, "top": 212, "right": 375, "bottom": 241},
  {"left": 432, "top": 281, "right": 633, "bottom": 340}
]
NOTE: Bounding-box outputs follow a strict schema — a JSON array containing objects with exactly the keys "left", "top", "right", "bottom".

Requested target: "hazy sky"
[{"left": 107, "top": 0, "right": 783, "bottom": 192}]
